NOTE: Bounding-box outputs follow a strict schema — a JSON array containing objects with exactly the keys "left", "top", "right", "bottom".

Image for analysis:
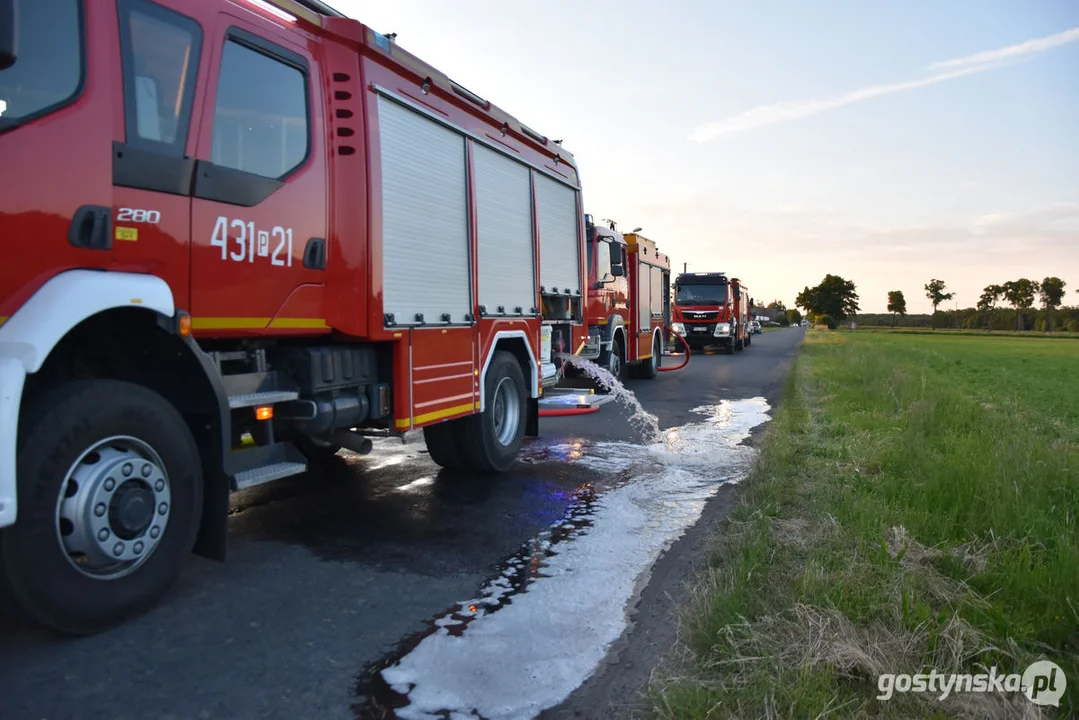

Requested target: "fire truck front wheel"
[
  {"left": 458, "top": 351, "right": 527, "bottom": 473},
  {"left": 1, "top": 379, "right": 202, "bottom": 635}
]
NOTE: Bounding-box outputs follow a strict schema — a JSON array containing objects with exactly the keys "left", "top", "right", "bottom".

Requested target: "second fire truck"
[{"left": 558, "top": 216, "right": 671, "bottom": 382}]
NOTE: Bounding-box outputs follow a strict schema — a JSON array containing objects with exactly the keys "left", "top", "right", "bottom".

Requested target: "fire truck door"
[
  {"left": 111, "top": 0, "right": 206, "bottom": 311},
  {"left": 188, "top": 12, "right": 328, "bottom": 333}
]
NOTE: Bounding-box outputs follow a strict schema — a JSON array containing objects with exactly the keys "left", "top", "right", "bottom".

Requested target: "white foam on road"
[{"left": 381, "top": 397, "right": 773, "bottom": 720}]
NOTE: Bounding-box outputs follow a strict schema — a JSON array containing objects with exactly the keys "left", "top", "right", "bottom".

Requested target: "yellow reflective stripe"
[
  {"left": 268, "top": 317, "right": 329, "bottom": 329},
  {"left": 396, "top": 401, "right": 479, "bottom": 430},
  {"left": 0, "top": 316, "right": 7, "bottom": 328},
  {"left": 191, "top": 317, "right": 328, "bottom": 330}
]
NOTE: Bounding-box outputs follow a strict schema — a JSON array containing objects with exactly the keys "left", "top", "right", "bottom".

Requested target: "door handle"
[
  {"left": 303, "top": 237, "right": 326, "bottom": 270},
  {"left": 68, "top": 205, "right": 113, "bottom": 251}
]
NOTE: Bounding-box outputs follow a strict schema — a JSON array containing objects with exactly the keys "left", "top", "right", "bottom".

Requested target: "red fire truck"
[
  {"left": 0, "top": 0, "right": 591, "bottom": 633},
  {"left": 570, "top": 216, "right": 671, "bottom": 381},
  {"left": 671, "top": 272, "right": 753, "bottom": 354}
]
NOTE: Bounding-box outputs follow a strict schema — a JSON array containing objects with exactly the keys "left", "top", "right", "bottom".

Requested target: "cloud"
[
  {"left": 929, "top": 26, "right": 1079, "bottom": 71},
  {"left": 690, "top": 25, "right": 1079, "bottom": 142}
]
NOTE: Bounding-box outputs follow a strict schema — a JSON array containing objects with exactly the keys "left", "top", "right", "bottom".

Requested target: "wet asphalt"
[{"left": 0, "top": 328, "right": 804, "bottom": 720}]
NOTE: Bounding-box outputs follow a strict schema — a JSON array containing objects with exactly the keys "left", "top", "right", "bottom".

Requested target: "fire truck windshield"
[
  {"left": 676, "top": 283, "right": 727, "bottom": 305},
  {"left": 0, "top": 0, "right": 81, "bottom": 132}
]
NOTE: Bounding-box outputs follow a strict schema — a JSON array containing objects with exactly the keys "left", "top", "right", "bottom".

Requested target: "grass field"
[
  {"left": 651, "top": 330, "right": 1078, "bottom": 718},
  {"left": 849, "top": 326, "right": 1079, "bottom": 340}
]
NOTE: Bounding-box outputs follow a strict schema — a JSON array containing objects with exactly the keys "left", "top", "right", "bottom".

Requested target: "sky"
[{"left": 332, "top": 0, "right": 1079, "bottom": 313}]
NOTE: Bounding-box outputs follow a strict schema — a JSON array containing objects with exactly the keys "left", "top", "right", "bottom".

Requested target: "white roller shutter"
[
  {"left": 638, "top": 263, "right": 651, "bottom": 329},
  {"left": 474, "top": 144, "right": 535, "bottom": 314},
  {"left": 378, "top": 97, "right": 471, "bottom": 325},
  {"left": 535, "top": 174, "right": 580, "bottom": 297}
]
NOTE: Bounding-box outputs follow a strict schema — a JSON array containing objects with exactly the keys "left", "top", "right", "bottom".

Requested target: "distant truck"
[
  {"left": 670, "top": 272, "right": 752, "bottom": 354},
  {"left": 566, "top": 216, "right": 671, "bottom": 381}
]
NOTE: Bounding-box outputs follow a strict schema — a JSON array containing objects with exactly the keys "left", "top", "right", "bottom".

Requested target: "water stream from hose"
[{"left": 553, "top": 352, "right": 663, "bottom": 443}]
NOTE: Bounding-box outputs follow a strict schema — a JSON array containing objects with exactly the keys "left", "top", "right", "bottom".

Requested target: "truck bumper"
[{"left": 0, "top": 357, "right": 25, "bottom": 529}]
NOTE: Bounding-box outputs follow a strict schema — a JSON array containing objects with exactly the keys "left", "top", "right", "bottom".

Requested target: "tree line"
[{"left": 793, "top": 274, "right": 1077, "bottom": 332}]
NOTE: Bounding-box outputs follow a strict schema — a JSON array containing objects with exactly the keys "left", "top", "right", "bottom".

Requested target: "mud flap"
[
  {"left": 525, "top": 396, "right": 539, "bottom": 437},
  {"left": 193, "top": 465, "right": 229, "bottom": 562}
]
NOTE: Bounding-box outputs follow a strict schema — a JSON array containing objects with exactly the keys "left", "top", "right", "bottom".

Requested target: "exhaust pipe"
[{"left": 329, "top": 429, "right": 373, "bottom": 455}]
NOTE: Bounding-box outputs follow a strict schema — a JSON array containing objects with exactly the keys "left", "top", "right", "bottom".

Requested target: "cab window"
[
  {"left": 210, "top": 34, "right": 308, "bottom": 179},
  {"left": 0, "top": 0, "right": 83, "bottom": 132},
  {"left": 595, "top": 240, "right": 612, "bottom": 280},
  {"left": 118, "top": 0, "right": 202, "bottom": 153}
]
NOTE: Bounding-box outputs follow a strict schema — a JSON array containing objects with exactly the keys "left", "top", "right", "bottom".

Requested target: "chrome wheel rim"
[
  {"left": 491, "top": 377, "right": 521, "bottom": 446},
  {"left": 54, "top": 435, "right": 171, "bottom": 580},
  {"left": 608, "top": 348, "right": 621, "bottom": 377}
]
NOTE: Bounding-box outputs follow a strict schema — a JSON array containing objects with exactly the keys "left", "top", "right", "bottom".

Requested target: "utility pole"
[{"left": 683, "top": 262, "right": 687, "bottom": 273}]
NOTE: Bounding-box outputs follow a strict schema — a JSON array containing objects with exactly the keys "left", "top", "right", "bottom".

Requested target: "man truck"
[
  {"left": 670, "top": 272, "right": 752, "bottom": 354},
  {"left": 0, "top": 0, "right": 590, "bottom": 633}
]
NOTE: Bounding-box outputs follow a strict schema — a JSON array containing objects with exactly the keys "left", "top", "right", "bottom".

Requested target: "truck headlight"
[
  {"left": 670, "top": 323, "right": 685, "bottom": 335},
  {"left": 714, "top": 323, "right": 731, "bottom": 337}
]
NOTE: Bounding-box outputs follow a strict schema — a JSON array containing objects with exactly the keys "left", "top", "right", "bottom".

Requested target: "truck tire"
[
  {"left": 638, "top": 334, "right": 660, "bottom": 380},
  {"left": 423, "top": 421, "right": 464, "bottom": 470},
  {"left": 1, "top": 379, "right": 202, "bottom": 635},
  {"left": 602, "top": 334, "right": 625, "bottom": 385},
  {"left": 458, "top": 351, "right": 527, "bottom": 473}
]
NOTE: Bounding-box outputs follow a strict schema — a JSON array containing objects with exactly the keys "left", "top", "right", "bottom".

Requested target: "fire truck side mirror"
[
  {"left": 610, "top": 263, "right": 624, "bottom": 278},
  {"left": 0, "top": 0, "right": 16, "bottom": 71}
]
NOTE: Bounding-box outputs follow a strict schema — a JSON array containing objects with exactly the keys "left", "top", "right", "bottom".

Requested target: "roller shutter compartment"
[
  {"left": 474, "top": 144, "right": 535, "bottom": 315},
  {"left": 378, "top": 97, "right": 471, "bottom": 325},
  {"left": 535, "top": 174, "right": 580, "bottom": 298}
]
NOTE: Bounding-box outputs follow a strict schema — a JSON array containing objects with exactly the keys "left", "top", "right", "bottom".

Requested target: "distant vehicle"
[
  {"left": 749, "top": 320, "right": 762, "bottom": 334},
  {"left": 670, "top": 272, "right": 752, "bottom": 354}
]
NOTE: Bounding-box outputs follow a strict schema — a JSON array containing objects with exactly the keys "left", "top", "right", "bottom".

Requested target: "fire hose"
[
  {"left": 658, "top": 328, "right": 690, "bottom": 372},
  {"left": 538, "top": 405, "right": 600, "bottom": 417}
]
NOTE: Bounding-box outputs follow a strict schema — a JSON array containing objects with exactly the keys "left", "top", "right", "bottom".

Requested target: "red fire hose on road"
[
  {"left": 539, "top": 405, "right": 600, "bottom": 417},
  {"left": 658, "top": 328, "right": 691, "bottom": 372}
]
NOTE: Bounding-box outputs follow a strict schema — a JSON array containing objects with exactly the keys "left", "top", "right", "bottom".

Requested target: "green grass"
[
  {"left": 651, "top": 331, "right": 1078, "bottom": 719},
  {"left": 847, "top": 326, "right": 1079, "bottom": 340}
]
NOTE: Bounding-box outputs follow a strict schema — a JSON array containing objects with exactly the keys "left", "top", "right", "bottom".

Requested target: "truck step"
[
  {"left": 233, "top": 461, "right": 307, "bottom": 490},
  {"left": 228, "top": 390, "right": 300, "bottom": 409}
]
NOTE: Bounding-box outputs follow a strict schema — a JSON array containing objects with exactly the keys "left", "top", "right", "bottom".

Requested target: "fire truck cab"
[
  {"left": 576, "top": 215, "right": 670, "bottom": 381},
  {"left": 671, "top": 272, "right": 753, "bottom": 354},
  {"left": 0, "top": 0, "right": 588, "bottom": 633}
]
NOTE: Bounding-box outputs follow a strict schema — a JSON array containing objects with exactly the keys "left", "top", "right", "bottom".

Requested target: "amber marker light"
[{"left": 255, "top": 406, "right": 273, "bottom": 421}]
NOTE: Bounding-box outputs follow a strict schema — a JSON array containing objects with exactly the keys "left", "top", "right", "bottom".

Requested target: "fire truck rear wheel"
[
  {"left": 459, "top": 351, "right": 527, "bottom": 473},
  {"left": 1, "top": 379, "right": 202, "bottom": 635},
  {"left": 423, "top": 421, "right": 463, "bottom": 470}
]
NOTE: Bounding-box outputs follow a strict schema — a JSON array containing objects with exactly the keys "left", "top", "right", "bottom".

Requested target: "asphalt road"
[{"left": 0, "top": 327, "right": 804, "bottom": 720}]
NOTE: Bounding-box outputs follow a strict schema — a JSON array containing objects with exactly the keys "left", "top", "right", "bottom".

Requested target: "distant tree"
[
  {"left": 1039, "top": 277, "right": 1067, "bottom": 332},
  {"left": 977, "top": 284, "right": 1003, "bottom": 312},
  {"left": 924, "top": 279, "right": 954, "bottom": 330},
  {"left": 1001, "top": 279, "right": 1039, "bottom": 331},
  {"left": 795, "top": 274, "right": 860, "bottom": 321},
  {"left": 886, "top": 290, "right": 907, "bottom": 328},
  {"left": 767, "top": 300, "right": 787, "bottom": 311},
  {"left": 787, "top": 308, "right": 803, "bottom": 325}
]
